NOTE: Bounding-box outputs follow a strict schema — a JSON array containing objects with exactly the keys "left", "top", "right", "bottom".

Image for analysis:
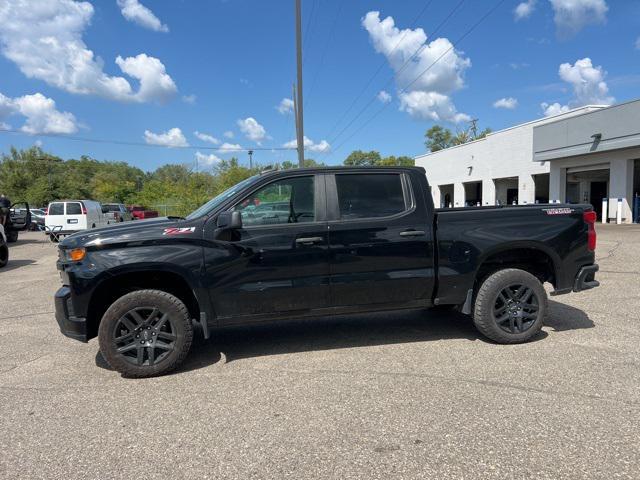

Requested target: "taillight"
[
  {"left": 81, "top": 205, "right": 87, "bottom": 215},
  {"left": 45, "top": 208, "right": 48, "bottom": 215},
  {"left": 584, "top": 210, "right": 596, "bottom": 251}
]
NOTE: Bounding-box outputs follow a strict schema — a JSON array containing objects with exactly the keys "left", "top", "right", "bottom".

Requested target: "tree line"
[{"left": 0, "top": 147, "right": 416, "bottom": 217}]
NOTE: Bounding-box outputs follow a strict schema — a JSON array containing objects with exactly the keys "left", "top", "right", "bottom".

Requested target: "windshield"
[{"left": 186, "top": 175, "right": 260, "bottom": 220}]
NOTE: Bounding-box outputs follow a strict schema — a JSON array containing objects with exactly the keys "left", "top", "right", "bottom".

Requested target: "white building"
[{"left": 415, "top": 99, "right": 640, "bottom": 223}]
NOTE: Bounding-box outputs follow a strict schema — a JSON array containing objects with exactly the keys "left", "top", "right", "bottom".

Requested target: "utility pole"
[
  {"left": 248, "top": 149, "right": 254, "bottom": 169},
  {"left": 469, "top": 118, "right": 478, "bottom": 139},
  {"left": 294, "top": 0, "right": 305, "bottom": 167}
]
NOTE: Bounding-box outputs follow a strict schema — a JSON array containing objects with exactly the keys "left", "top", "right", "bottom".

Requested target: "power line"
[
  {"left": 302, "top": 0, "right": 318, "bottom": 65},
  {"left": 305, "top": 0, "right": 344, "bottom": 108},
  {"left": 324, "top": 0, "right": 467, "bottom": 151},
  {"left": 0, "top": 128, "right": 297, "bottom": 152},
  {"left": 329, "top": 0, "right": 508, "bottom": 158},
  {"left": 322, "top": 0, "right": 437, "bottom": 142}
]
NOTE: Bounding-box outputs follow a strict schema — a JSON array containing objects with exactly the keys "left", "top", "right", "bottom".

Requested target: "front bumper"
[{"left": 54, "top": 286, "right": 88, "bottom": 342}]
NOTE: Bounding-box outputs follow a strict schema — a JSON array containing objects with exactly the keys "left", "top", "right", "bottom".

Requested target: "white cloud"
[
  {"left": 377, "top": 90, "right": 392, "bottom": 103},
  {"left": 277, "top": 97, "right": 295, "bottom": 114},
  {"left": 514, "top": 0, "right": 537, "bottom": 20},
  {"left": 143, "top": 127, "right": 188, "bottom": 147},
  {"left": 182, "top": 94, "right": 196, "bottom": 104},
  {"left": 398, "top": 91, "right": 470, "bottom": 123},
  {"left": 194, "top": 131, "right": 220, "bottom": 145},
  {"left": 219, "top": 143, "right": 242, "bottom": 152},
  {"left": 493, "top": 97, "right": 518, "bottom": 109},
  {"left": 0, "top": 0, "right": 177, "bottom": 103},
  {"left": 237, "top": 117, "right": 267, "bottom": 143},
  {"left": 283, "top": 136, "right": 331, "bottom": 153},
  {"left": 0, "top": 92, "right": 78, "bottom": 134},
  {"left": 117, "top": 0, "right": 168, "bottom": 32},
  {"left": 223, "top": 130, "right": 234, "bottom": 139},
  {"left": 541, "top": 102, "right": 571, "bottom": 116},
  {"left": 362, "top": 11, "right": 471, "bottom": 123},
  {"left": 635, "top": 37, "right": 640, "bottom": 50},
  {"left": 195, "top": 151, "right": 221, "bottom": 168},
  {"left": 541, "top": 57, "right": 614, "bottom": 116},
  {"left": 115, "top": 54, "right": 177, "bottom": 103},
  {"left": 549, "top": 0, "right": 608, "bottom": 37},
  {"left": 0, "top": 122, "right": 9, "bottom": 130}
]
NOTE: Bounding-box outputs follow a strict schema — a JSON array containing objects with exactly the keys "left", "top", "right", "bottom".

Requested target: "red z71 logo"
[{"left": 163, "top": 227, "right": 195, "bottom": 235}]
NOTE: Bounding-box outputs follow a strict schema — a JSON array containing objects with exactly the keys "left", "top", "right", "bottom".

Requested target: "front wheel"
[
  {"left": 98, "top": 290, "right": 193, "bottom": 378},
  {"left": 473, "top": 268, "right": 547, "bottom": 344},
  {"left": 0, "top": 242, "right": 8, "bottom": 268}
]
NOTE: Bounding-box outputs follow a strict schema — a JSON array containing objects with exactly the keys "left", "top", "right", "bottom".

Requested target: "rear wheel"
[
  {"left": 6, "top": 230, "right": 18, "bottom": 243},
  {"left": 473, "top": 268, "right": 546, "bottom": 344},
  {"left": 98, "top": 290, "right": 193, "bottom": 378}
]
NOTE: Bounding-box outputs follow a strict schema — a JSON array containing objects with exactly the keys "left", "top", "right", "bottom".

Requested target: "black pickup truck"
[{"left": 55, "top": 167, "right": 599, "bottom": 377}]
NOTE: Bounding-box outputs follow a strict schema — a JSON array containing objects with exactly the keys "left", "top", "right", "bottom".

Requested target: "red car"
[{"left": 127, "top": 205, "right": 159, "bottom": 220}]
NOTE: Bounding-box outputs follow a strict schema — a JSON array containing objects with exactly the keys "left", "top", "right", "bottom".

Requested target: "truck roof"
[{"left": 259, "top": 165, "right": 426, "bottom": 177}]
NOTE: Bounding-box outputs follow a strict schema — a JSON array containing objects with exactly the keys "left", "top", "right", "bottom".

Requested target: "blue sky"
[{"left": 0, "top": 0, "right": 639, "bottom": 172}]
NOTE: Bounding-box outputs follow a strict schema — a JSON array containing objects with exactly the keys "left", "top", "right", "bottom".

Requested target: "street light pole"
[
  {"left": 295, "top": 0, "right": 305, "bottom": 168},
  {"left": 248, "top": 150, "right": 254, "bottom": 169}
]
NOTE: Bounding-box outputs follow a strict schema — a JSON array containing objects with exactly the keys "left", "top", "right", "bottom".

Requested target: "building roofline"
[{"left": 415, "top": 104, "right": 607, "bottom": 160}]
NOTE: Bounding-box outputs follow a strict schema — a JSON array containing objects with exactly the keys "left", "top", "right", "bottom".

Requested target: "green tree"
[
  {"left": 424, "top": 126, "right": 453, "bottom": 152},
  {"left": 344, "top": 150, "right": 382, "bottom": 166}
]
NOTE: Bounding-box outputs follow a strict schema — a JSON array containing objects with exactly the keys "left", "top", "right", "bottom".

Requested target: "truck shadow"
[
  {"left": 95, "top": 300, "right": 593, "bottom": 376},
  {"left": 1, "top": 259, "right": 36, "bottom": 272}
]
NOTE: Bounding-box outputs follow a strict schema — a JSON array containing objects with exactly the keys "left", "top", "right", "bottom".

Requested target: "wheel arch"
[
  {"left": 86, "top": 269, "right": 202, "bottom": 340},
  {"left": 474, "top": 241, "right": 560, "bottom": 290}
]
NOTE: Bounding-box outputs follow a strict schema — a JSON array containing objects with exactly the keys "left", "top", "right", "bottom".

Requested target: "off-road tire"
[
  {"left": 98, "top": 290, "right": 193, "bottom": 378},
  {"left": 473, "top": 268, "right": 547, "bottom": 344},
  {"left": 0, "top": 242, "right": 8, "bottom": 268}
]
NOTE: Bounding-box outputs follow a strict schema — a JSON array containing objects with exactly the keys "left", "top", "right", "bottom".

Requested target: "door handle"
[
  {"left": 296, "top": 236, "right": 323, "bottom": 245},
  {"left": 400, "top": 230, "right": 426, "bottom": 237}
]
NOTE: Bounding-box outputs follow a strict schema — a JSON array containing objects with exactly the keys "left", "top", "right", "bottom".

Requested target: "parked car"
[
  {"left": 45, "top": 200, "right": 110, "bottom": 240},
  {"left": 29, "top": 208, "right": 46, "bottom": 230},
  {"left": 2, "top": 202, "right": 31, "bottom": 243},
  {"left": 103, "top": 203, "right": 133, "bottom": 223},
  {"left": 54, "top": 167, "right": 599, "bottom": 378},
  {"left": 127, "top": 205, "right": 158, "bottom": 220}
]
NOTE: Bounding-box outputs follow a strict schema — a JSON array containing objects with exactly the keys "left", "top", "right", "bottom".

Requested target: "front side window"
[
  {"left": 233, "top": 176, "right": 315, "bottom": 227},
  {"left": 66, "top": 203, "right": 82, "bottom": 215},
  {"left": 335, "top": 173, "right": 407, "bottom": 220}
]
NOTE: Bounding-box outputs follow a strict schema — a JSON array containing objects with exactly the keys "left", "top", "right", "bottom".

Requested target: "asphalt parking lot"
[{"left": 1, "top": 226, "right": 639, "bottom": 479}]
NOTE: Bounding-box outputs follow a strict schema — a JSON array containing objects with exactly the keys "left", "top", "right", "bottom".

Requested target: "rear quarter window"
[
  {"left": 48, "top": 203, "right": 64, "bottom": 215},
  {"left": 66, "top": 203, "right": 82, "bottom": 215}
]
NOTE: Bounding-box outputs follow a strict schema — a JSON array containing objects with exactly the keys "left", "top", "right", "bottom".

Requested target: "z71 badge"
[{"left": 163, "top": 227, "right": 195, "bottom": 235}]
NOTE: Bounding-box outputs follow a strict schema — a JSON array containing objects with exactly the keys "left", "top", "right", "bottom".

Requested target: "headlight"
[{"left": 64, "top": 247, "right": 86, "bottom": 262}]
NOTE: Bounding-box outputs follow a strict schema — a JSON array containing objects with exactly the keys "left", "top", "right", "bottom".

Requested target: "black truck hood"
[{"left": 60, "top": 217, "right": 195, "bottom": 249}]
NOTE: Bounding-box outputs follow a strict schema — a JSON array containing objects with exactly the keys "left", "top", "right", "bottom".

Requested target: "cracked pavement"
[{"left": 1, "top": 227, "right": 639, "bottom": 479}]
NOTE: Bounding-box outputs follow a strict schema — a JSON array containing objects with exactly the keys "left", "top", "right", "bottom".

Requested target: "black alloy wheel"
[
  {"left": 492, "top": 284, "right": 539, "bottom": 334},
  {"left": 112, "top": 307, "right": 177, "bottom": 367}
]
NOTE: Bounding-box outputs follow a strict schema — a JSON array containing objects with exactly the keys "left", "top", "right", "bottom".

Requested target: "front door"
[
  {"left": 203, "top": 174, "right": 330, "bottom": 322},
  {"left": 326, "top": 171, "right": 435, "bottom": 309}
]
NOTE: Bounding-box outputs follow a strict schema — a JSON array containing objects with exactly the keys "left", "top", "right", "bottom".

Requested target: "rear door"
[
  {"left": 65, "top": 202, "right": 87, "bottom": 230},
  {"left": 326, "top": 171, "right": 435, "bottom": 308},
  {"left": 45, "top": 202, "right": 65, "bottom": 230}
]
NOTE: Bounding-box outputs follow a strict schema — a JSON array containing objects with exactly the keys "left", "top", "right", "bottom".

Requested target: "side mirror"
[{"left": 217, "top": 211, "right": 242, "bottom": 230}]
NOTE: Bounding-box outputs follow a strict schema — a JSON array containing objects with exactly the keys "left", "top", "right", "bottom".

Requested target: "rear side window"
[
  {"left": 48, "top": 203, "right": 64, "bottom": 215},
  {"left": 66, "top": 203, "right": 82, "bottom": 215},
  {"left": 335, "top": 173, "right": 408, "bottom": 220}
]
